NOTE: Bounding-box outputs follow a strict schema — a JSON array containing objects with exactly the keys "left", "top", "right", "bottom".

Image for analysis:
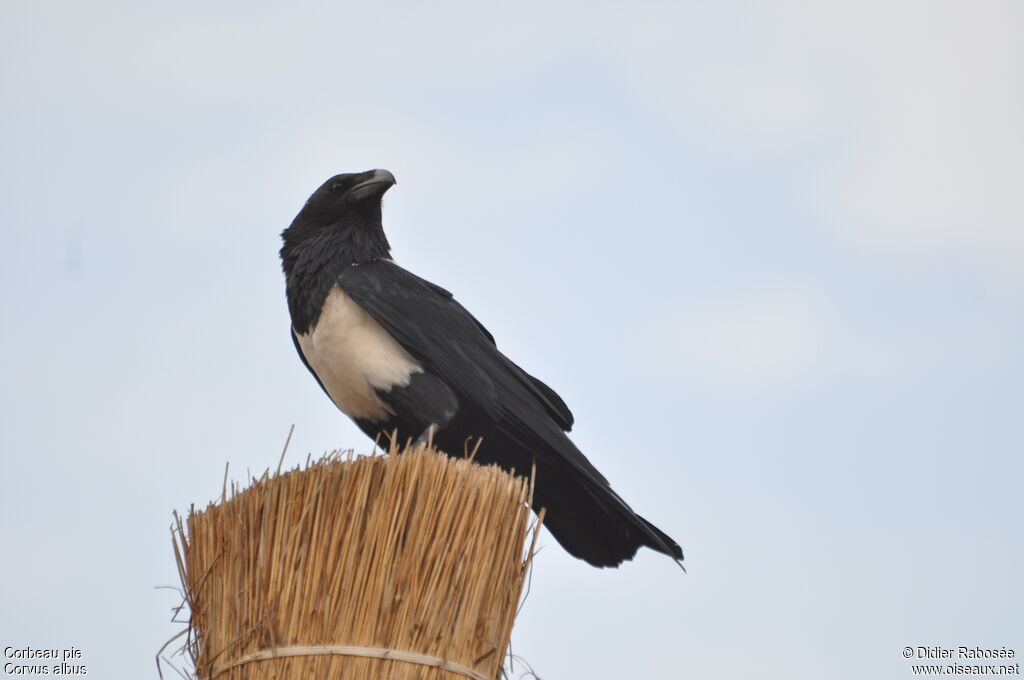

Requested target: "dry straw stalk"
[{"left": 172, "top": 444, "right": 541, "bottom": 680}]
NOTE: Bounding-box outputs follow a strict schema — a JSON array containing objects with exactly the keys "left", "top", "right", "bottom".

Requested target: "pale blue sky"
[{"left": 1, "top": 2, "right": 1021, "bottom": 678}]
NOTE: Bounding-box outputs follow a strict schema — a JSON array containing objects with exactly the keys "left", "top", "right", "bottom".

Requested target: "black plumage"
[{"left": 280, "top": 169, "right": 683, "bottom": 568}]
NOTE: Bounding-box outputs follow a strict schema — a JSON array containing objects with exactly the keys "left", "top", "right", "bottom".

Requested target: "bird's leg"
[{"left": 413, "top": 423, "right": 439, "bottom": 449}]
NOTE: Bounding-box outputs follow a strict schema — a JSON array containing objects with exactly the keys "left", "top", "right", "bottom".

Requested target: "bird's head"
[
  {"left": 301, "top": 169, "right": 396, "bottom": 220},
  {"left": 281, "top": 169, "right": 397, "bottom": 269}
]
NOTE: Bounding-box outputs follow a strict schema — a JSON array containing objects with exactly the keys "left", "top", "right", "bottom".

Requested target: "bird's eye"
[{"left": 330, "top": 182, "right": 346, "bottom": 193}]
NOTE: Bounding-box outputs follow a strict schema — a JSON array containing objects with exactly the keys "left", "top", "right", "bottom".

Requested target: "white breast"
[{"left": 295, "top": 284, "right": 422, "bottom": 422}]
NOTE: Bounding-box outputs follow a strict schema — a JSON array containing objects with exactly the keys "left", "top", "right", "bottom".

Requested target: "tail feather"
[
  {"left": 535, "top": 480, "right": 683, "bottom": 568},
  {"left": 638, "top": 514, "right": 684, "bottom": 562},
  {"left": 432, "top": 425, "right": 683, "bottom": 568}
]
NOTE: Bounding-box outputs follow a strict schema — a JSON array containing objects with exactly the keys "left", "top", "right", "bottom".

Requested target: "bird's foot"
[{"left": 413, "top": 424, "right": 438, "bottom": 449}]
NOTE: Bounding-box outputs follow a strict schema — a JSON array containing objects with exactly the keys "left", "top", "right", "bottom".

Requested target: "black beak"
[{"left": 348, "top": 169, "right": 396, "bottom": 202}]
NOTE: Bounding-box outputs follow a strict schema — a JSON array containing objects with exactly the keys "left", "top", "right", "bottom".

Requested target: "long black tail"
[
  {"left": 534, "top": 468, "right": 684, "bottom": 568},
  {"left": 432, "top": 425, "right": 684, "bottom": 568}
]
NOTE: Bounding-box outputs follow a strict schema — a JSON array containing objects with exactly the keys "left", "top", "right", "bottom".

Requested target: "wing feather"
[
  {"left": 339, "top": 262, "right": 573, "bottom": 424},
  {"left": 336, "top": 261, "right": 682, "bottom": 564}
]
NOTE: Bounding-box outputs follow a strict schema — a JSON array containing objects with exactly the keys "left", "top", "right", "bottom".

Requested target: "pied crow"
[{"left": 280, "top": 169, "right": 683, "bottom": 568}]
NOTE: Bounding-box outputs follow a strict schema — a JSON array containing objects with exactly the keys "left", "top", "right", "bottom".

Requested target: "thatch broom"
[{"left": 170, "top": 443, "right": 541, "bottom": 680}]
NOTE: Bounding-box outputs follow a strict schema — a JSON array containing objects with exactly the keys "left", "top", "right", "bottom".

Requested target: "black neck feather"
[{"left": 280, "top": 204, "right": 392, "bottom": 333}]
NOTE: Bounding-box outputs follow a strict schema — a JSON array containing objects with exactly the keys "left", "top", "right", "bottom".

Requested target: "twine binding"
[{"left": 209, "top": 644, "right": 490, "bottom": 680}]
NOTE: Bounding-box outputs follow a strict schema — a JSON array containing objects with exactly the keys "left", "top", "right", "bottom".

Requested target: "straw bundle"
[{"left": 172, "top": 444, "right": 541, "bottom": 680}]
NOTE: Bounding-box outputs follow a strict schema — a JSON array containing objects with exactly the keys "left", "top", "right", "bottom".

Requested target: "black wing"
[
  {"left": 339, "top": 260, "right": 574, "bottom": 429},
  {"left": 338, "top": 260, "right": 682, "bottom": 566},
  {"left": 337, "top": 260, "right": 595, "bottom": 476}
]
